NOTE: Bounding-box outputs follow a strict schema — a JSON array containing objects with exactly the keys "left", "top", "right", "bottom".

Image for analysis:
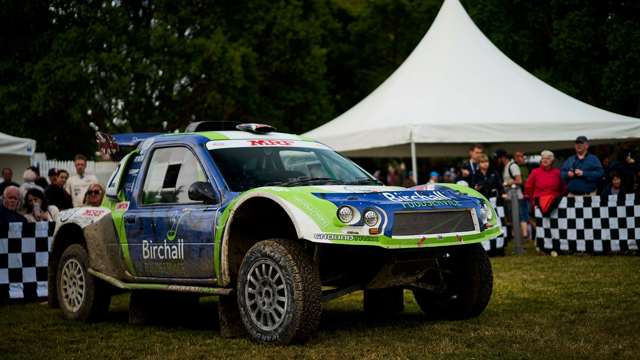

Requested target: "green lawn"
[{"left": 1, "top": 252, "right": 639, "bottom": 359}]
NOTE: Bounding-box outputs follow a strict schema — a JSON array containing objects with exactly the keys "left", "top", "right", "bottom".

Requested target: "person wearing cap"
[{"left": 561, "top": 136, "right": 604, "bottom": 196}]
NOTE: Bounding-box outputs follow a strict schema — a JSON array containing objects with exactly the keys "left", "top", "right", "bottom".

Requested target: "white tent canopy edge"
[{"left": 303, "top": 0, "right": 640, "bottom": 182}]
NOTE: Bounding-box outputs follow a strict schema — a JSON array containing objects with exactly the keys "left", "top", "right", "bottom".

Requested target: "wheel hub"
[
  {"left": 61, "top": 258, "right": 86, "bottom": 312},
  {"left": 244, "top": 259, "right": 288, "bottom": 331}
]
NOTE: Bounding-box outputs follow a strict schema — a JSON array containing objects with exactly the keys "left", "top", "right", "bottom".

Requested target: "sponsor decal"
[
  {"left": 313, "top": 233, "right": 378, "bottom": 242},
  {"left": 248, "top": 139, "right": 294, "bottom": 146},
  {"left": 82, "top": 209, "right": 107, "bottom": 217},
  {"left": 382, "top": 191, "right": 451, "bottom": 203},
  {"left": 399, "top": 200, "right": 460, "bottom": 208},
  {"left": 115, "top": 201, "right": 130, "bottom": 211},
  {"left": 142, "top": 239, "right": 184, "bottom": 260}
]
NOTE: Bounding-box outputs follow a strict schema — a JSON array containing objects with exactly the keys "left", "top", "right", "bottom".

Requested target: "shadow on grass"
[{"left": 98, "top": 294, "right": 438, "bottom": 337}]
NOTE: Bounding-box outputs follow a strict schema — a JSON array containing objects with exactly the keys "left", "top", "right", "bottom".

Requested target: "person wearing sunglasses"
[{"left": 83, "top": 183, "right": 105, "bottom": 207}]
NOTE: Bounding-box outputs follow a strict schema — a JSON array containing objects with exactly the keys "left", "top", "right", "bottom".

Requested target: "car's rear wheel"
[
  {"left": 413, "top": 244, "right": 492, "bottom": 320},
  {"left": 56, "top": 244, "right": 111, "bottom": 321},
  {"left": 237, "top": 239, "right": 321, "bottom": 344}
]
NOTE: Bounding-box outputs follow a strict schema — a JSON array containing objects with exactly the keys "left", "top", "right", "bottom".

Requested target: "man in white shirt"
[{"left": 65, "top": 154, "right": 99, "bottom": 207}]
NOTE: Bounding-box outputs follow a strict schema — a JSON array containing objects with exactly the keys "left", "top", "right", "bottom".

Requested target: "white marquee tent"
[
  {"left": 0, "top": 132, "right": 36, "bottom": 179},
  {"left": 304, "top": 0, "right": 640, "bottom": 180}
]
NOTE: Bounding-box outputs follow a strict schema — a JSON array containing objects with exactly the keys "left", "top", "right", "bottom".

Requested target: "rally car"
[{"left": 48, "top": 122, "right": 501, "bottom": 344}]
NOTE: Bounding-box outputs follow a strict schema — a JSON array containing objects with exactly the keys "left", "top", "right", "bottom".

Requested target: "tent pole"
[{"left": 410, "top": 133, "right": 418, "bottom": 184}]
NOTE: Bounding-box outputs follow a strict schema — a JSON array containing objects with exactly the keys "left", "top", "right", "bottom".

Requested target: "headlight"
[
  {"left": 363, "top": 210, "right": 379, "bottom": 227},
  {"left": 337, "top": 206, "right": 356, "bottom": 223}
]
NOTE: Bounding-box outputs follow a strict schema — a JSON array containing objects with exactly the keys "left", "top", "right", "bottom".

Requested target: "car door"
[{"left": 125, "top": 146, "right": 219, "bottom": 279}]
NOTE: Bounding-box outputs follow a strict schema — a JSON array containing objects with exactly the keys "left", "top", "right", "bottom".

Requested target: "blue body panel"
[{"left": 122, "top": 134, "right": 232, "bottom": 279}]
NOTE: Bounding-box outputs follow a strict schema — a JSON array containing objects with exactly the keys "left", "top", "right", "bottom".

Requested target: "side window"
[{"left": 142, "top": 147, "right": 207, "bottom": 205}]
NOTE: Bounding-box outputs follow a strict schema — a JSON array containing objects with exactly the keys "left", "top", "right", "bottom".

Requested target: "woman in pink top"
[{"left": 525, "top": 150, "right": 566, "bottom": 200}]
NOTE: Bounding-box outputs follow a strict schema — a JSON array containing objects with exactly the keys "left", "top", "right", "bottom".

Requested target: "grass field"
[{"left": 1, "top": 251, "right": 639, "bottom": 359}]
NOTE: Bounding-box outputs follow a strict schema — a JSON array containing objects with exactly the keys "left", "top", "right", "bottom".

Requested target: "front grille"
[{"left": 392, "top": 209, "right": 476, "bottom": 236}]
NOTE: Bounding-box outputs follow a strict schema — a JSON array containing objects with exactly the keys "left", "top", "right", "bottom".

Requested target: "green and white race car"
[{"left": 49, "top": 122, "right": 501, "bottom": 344}]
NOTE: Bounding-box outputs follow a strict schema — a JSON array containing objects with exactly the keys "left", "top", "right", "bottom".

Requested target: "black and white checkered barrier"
[
  {"left": 0, "top": 222, "right": 54, "bottom": 301},
  {"left": 535, "top": 195, "right": 640, "bottom": 253},
  {"left": 482, "top": 197, "right": 508, "bottom": 253}
]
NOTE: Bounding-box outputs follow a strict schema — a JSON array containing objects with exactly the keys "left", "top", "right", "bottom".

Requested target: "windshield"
[{"left": 209, "top": 146, "right": 379, "bottom": 192}]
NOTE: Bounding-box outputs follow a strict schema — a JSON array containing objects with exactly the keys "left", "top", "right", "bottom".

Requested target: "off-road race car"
[{"left": 49, "top": 122, "right": 501, "bottom": 344}]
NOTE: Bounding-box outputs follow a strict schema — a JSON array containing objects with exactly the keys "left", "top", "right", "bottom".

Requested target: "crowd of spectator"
[
  {"left": 0, "top": 154, "right": 104, "bottom": 225},
  {"left": 379, "top": 135, "right": 639, "bottom": 239}
]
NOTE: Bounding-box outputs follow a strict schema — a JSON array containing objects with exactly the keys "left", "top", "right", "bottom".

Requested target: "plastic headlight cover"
[
  {"left": 338, "top": 206, "right": 355, "bottom": 223},
  {"left": 363, "top": 210, "right": 379, "bottom": 227}
]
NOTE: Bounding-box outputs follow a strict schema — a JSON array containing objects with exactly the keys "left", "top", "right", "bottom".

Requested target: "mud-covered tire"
[
  {"left": 237, "top": 238, "right": 321, "bottom": 344},
  {"left": 56, "top": 244, "right": 111, "bottom": 321},
  {"left": 413, "top": 243, "right": 492, "bottom": 320},
  {"left": 363, "top": 287, "right": 404, "bottom": 315}
]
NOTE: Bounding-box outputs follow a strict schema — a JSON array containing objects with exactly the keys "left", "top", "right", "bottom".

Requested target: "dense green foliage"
[{"left": 1, "top": 0, "right": 639, "bottom": 158}]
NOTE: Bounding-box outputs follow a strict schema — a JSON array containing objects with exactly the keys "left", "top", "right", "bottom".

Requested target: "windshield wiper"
[
  {"left": 345, "top": 177, "right": 383, "bottom": 185},
  {"left": 266, "top": 177, "right": 344, "bottom": 187}
]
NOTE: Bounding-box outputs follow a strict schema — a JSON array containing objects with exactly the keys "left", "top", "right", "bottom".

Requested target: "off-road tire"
[
  {"left": 237, "top": 238, "right": 321, "bottom": 344},
  {"left": 56, "top": 244, "right": 111, "bottom": 321},
  {"left": 363, "top": 287, "right": 404, "bottom": 316},
  {"left": 413, "top": 243, "right": 492, "bottom": 320}
]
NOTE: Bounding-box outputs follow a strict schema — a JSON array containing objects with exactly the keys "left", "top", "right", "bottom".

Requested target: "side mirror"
[{"left": 188, "top": 181, "right": 218, "bottom": 204}]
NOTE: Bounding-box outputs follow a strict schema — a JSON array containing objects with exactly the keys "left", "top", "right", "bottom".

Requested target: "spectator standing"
[
  {"left": 45, "top": 169, "right": 73, "bottom": 210},
  {"left": 525, "top": 150, "right": 565, "bottom": 200},
  {"left": 83, "top": 183, "right": 105, "bottom": 207},
  {"left": 24, "top": 188, "right": 59, "bottom": 222},
  {"left": 29, "top": 166, "right": 49, "bottom": 190},
  {"left": 561, "top": 136, "right": 604, "bottom": 196},
  {"left": 0, "top": 186, "right": 27, "bottom": 224},
  {"left": 514, "top": 151, "right": 529, "bottom": 183},
  {"left": 0, "top": 168, "right": 19, "bottom": 195},
  {"left": 66, "top": 154, "right": 99, "bottom": 207},
  {"left": 386, "top": 164, "right": 399, "bottom": 186},
  {"left": 460, "top": 144, "right": 484, "bottom": 184},
  {"left": 47, "top": 168, "right": 58, "bottom": 186},
  {"left": 608, "top": 150, "right": 638, "bottom": 194},
  {"left": 19, "top": 168, "right": 44, "bottom": 201},
  {"left": 601, "top": 171, "right": 626, "bottom": 200},
  {"left": 427, "top": 171, "right": 439, "bottom": 184},
  {"left": 496, "top": 149, "right": 529, "bottom": 240},
  {"left": 471, "top": 154, "right": 502, "bottom": 199}
]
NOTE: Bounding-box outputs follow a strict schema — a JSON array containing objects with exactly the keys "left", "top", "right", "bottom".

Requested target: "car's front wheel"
[
  {"left": 56, "top": 244, "right": 111, "bottom": 321},
  {"left": 237, "top": 239, "right": 321, "bottom": 344}
]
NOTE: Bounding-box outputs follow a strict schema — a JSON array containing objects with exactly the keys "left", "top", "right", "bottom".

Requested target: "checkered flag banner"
[
  {"left": 482, "top": 197, "right": 508, "bottom": 254},
  {"left": 535, "top": 194, "right": 640, "bottom": 253},
  {"left": 0, "top": 222, "right": 54, "bottom": 300}
]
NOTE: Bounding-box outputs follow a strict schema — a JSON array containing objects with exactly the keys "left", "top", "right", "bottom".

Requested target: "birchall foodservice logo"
[{"left": 382, "top": 191, "right": 451, "bottom": 203}]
